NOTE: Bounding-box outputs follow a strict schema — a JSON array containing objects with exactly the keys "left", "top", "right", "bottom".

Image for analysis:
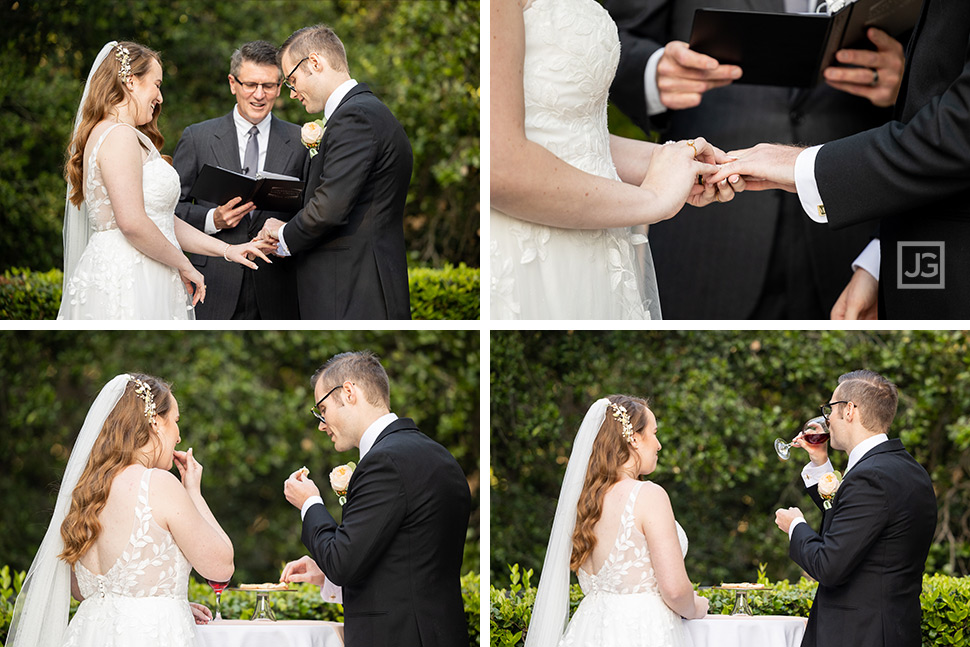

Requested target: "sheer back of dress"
[
  {"left": 577, "top": 481, "right": 688, "bottom": 596},
  {"left": 74, "top": 468, "right": 191, "bottom": 599}
]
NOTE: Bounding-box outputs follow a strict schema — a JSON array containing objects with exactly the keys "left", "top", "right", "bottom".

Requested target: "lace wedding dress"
[
  {"left": 490, "top": 0, "right": 662, "bottom": 319},
  {"left": 62, "top": 468, "right": 198, "bottom": 647},
  {"left": 561, "top": 481, "right": 692, "bottom": 647},
  {"left": 58, "top": 122, "right": 193, "bottom": 320}
]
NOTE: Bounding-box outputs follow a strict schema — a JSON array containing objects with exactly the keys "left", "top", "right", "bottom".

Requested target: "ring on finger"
[
  {"left": 870, "top": 69, "right": 879, "bottom": 87},
  {"left": 686, "top": 139, "right": 697, "bottom": 157}
]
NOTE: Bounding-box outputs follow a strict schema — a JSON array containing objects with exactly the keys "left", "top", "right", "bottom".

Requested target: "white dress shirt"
[
  {"left": 299, "top": 410, "right": 398, "bottom": 603},
  {"left": 788, "top": 433, "right": 890, "bottom": 539},
  {"left": 276, "top": 79, "right": 359, "bottom": 255},
  {"left": 204, "top": 106, "right": 273, "bottom": 234}
]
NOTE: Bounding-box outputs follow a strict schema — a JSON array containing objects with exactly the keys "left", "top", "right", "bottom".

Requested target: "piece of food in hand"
[
  {"left": 239, "top": 582, "right": 290, "bottom": 590},
  {"left": 720, "top": 582, "right": 766, "bottom": 589},
  {"left": 297, "top": 466, "right": 310, "bottom": 480}
]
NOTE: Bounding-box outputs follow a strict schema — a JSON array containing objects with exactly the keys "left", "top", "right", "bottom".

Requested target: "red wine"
[
  {"left": 803, "top": 433, "right": 830, "bottom": 445},
  {"left": 207, "top": 580, "right": 230, "bottom": 594}
]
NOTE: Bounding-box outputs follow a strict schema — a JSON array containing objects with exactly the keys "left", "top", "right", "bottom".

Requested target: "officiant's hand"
[
  {"left": 823, "top": 28, "right": 905, "bottom": 108},
  {"left": 213, "top": 197, "right": 255, "bottom": 230},
  {"left": 284, "top": 468, "right": 321, "bottom": 510},
  {"left": 258, "top": 217, "right": 287, "bottom": 243},
  {"left": 656, "top": 41, "right": 742, "bottom": 110},
  {"left": 280, "top": 555, "right": 327, "bottom": 587},
  {"left": 831, "top": 267, "right": 878, "bottom": 320}
]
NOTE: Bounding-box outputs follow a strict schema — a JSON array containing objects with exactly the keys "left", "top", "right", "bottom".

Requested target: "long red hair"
[
  {"left": 65, "top": 41, "right": 167, "bottom": 207},
  {"left": 59, "top": 374, "right": 173, "bottom": 565},
  {"left": 570, "top": 395, "right": 649, "bottom": 572}
]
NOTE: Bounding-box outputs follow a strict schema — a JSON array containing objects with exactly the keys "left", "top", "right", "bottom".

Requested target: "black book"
[
  {"left": 188, "top": 164, "right": 304, "bottom": 212},
  {"left": 688, "top": 0, "right": 923, "bottom": 88}
]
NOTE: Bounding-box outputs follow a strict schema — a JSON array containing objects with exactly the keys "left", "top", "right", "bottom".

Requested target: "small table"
[
  {"left": 685, "top": 615, "right": 807, "bottom": 647},
  {"left": 196, "top": 620, "right": 345, "bottom": 647}
]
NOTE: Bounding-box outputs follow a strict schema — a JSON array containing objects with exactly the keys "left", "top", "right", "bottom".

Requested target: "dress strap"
[{"left": 90, "top": 122, "right": 154, "bottom": 163}]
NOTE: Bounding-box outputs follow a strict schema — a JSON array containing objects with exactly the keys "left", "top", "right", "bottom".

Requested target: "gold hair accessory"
[
  {"left": 608, "top": 401, "right": 634, "bottom": 444},
  {"left": 129, "top": 377, "right": 156, "bottom": 420},
  {"left": 115, "top": 44, "right": 132, "bottom": 84}
]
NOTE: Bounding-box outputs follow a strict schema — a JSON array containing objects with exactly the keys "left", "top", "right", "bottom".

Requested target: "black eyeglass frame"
[
  {"left": 820, "top": 400, "right": 850, "bottom": 422},
  {"left": 311, "top": 383, "right": 343, "bottom": 424},
  {"left": 283, "top": 56, "right": 310, "bottom": 92},
  {"left": 231, "top": 74, "right": 281, "bottom": 94}
]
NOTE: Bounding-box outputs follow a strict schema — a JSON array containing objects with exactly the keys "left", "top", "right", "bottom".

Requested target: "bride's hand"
[
  {"left": 684, "top": 137, "right": 746, "bottom": 207},
  {"left": 179, "top": 266, "right": 206, "bottom": 306},
  {"left": 189, "top": 602, "right": 213, "bottom": 625},
  {"left": 173, "top": 447, "right": 203, "bottom": 493},
  {"left": 642, "top": 138, "right": 719, "bottom": 214},
  {"left": 691, "top": 592, "right": 710, "bottom": 619},
  {"left": 225, "top": 241, "right": 274, "bottom": 269}
]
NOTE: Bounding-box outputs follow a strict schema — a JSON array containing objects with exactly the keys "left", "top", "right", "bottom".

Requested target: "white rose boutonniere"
[
  {"left": 818, "top": 471, "right": 843, "bottom": 510},
  {"left": 301, "top": 118, "right": 326, "bottom": 157},
  {"left": 329, "top": 461, "right": 356, "bottom": 506}
]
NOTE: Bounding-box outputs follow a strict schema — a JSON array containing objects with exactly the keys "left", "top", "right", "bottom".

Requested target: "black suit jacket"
[
  {"left": 790, "top": 440, "right": 936, "bottom": 647},
  {"left": 816, "top": 0, "right": 970, "bottom": 318},
  {"left": 302, "top": 418, "right": 470, "bottom": 647},
  {"left": 605, "top": 0, "right": 882, "bottom": 319},
  {"left": 284, "top": 83, "right": 413, "bottom": 320},
  {"left": 173, "top": 112, "right": 305, "bottom": 319}
]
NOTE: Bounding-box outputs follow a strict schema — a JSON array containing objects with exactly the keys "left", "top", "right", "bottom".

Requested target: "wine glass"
[
  {"left": 774, "top": 416, "right": 830, "bottom": 461},
  {"left": 207, "top": 578, "right": 231, "bottom": 621}
]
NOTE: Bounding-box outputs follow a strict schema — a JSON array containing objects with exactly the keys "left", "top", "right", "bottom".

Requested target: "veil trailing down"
[{"left": 5, "top": 375, "right": 129, "bottom": 647}]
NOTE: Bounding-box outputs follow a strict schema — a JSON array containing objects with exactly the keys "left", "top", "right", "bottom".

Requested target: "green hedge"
[
  {"left": 0, "top": 565, "right": 480, "bottom": 645},
  {"left": 489, "top": 565, "right": 970, "bottom": 647},
  {"left": 0, "top": 265, "right": 480, "bottom": 320}
]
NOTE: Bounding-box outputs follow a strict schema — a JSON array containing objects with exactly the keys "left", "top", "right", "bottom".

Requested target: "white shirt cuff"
[
  {"left": 852, "top": 238, "right": 881, "bottom": 282},
  {"left": 321, "top": 578, "right": 343, "bottom": 604},
  {"left": 795, "top": 145, "right": 826, "bottom": 222},
  {"left": 801, "top": 458, "right": 834, "bottom": 488},
  {"left": 788, "top": 517, "right": 807, "bottom": 541},
  {"left": 204, "top": 208, "right": 219, "bottom": 235},
  {"left": 301, "top": 496, "right": 323, "bottom": 521},
  {"left": 645, "top": 47, "right": 668, "bottom": 117},
  {"left": 276, "top": 222, "right": 292, "bottom": 257}
]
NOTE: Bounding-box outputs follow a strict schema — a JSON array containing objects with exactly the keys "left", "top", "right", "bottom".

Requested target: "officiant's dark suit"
[
  {"left": 302, "top": 417, "right": 471, "bottom": 647},
  {"left": 814, "top": 0, "right": 970, "bottom": 318},
  {"left": 174, "top": 112, "right": 305, "bottom": 319},
  {"left": 791, "top": 440, "right": 935, "bottom": 647},
  {"left": 604, "top": 0, "right": 884, "bottom": 318},
  {"left": 282, "top": 83, "right": 413, "bottom": 320}
]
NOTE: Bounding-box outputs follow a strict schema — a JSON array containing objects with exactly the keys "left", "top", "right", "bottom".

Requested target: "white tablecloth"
[
  {"left": 686, "top": 615, "right": 807, "bottom": 647},
  {"left": 196, "top": 620, "right": 344, "bottom": 647}
]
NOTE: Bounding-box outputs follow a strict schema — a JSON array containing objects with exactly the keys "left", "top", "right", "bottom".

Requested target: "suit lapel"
[
  {"left": 210, "top": 113, "right": 242, "bottom": 172},
  {"left": 264, "top": 114, "right": 294, "bottom": 174}
]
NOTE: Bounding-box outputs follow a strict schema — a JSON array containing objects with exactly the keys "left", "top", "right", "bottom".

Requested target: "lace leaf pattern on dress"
[{"left": 74, "top": 469, "right": 191, "bottom": 601}]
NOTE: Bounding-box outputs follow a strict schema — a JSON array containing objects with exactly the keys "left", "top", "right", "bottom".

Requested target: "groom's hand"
[
  {"left": 259, "top": 217, "right": 286, "bottom": 243},
  {"left": 775, "top": 507, "right": 804, "bottom": 534},
  {"left": 284, "top": 469, "right": 320, "bottom": 510},
  {"left": 280, "top": 555, "right": 327, "bottom": 587}
]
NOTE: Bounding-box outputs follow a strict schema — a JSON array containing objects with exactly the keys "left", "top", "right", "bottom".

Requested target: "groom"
[
  {"left": 259, "top": 25, "right": 413, "bottom": 319},
  {"left": 281, "top": 351, "right": 471, "bottom": 647},
  {"left": 775, "top": 370, "right": 936, "bottom": 647}
]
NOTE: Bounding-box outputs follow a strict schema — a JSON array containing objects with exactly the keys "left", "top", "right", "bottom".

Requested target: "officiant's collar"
[
  {"left": 359, "top": 412, "right": 398, "bottom": 459},
  {"left": 325, "top": 78, "right": 358, "bottom": 121},
  {"left": 233, "top": 104, "right": 271, "bottom": 133},
  {"left": 845, "top": 433, "right": 889, "bottom": 475}
]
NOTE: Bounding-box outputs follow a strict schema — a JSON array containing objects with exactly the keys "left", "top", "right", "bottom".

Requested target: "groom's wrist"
[{"left": 300, "top": 495, "right": 324, "bottom": 520}]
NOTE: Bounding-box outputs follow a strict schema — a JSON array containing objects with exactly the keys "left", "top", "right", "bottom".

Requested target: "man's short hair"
[
  {"left": 836, "top": 370, "right": 899, "bottom": 433},
  {"left": 312, "top": 351, "right": 390, "bottom": 409},
  {"left": 278, "top": 24, "right": 350, "bottom": 74},
  {"left": 230, "top": 40, "right": 281, "bottom": 78}
]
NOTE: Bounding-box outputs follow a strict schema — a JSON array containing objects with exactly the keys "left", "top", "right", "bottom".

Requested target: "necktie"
[{"left": 243, "top": 125, "right": 259, "bottom": 177}]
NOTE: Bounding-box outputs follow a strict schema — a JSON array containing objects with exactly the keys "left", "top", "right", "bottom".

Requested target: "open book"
[
  {"left": 688, "top": 0, "right": 922, "bottom": 88},
  {"left": 188, "top": 164, "right": 304, "bottom": 212}
]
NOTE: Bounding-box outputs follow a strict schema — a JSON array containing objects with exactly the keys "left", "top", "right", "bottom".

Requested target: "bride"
[
  {"left": 6, "top": 374, "right": 234, "bottom": 647},
  {"left": 58, "top": 41, "right": 273, "bottom": 320},
  {"left": 526, "top": 396, "right": 707, "bottom": 647},
  {"left": 490, "top": 0, "right": 744, "bottom": 320}
]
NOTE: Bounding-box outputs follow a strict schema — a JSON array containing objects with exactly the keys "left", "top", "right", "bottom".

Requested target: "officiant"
[{"left": 174, "top": 40, "right": 306, "bottom": 319}]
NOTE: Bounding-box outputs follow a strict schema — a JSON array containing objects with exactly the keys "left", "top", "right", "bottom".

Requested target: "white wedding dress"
[
  {"left": 58, "top": 122, "right": 194, "bottom": 320},
  {"left": 560, "top": 481, "right": 692, "bottom": 647},
  {"left": 490, "top": 0, "right": 662, "bottom": 319},
  {"left": 63, "top": 468, "right": 198, "bottom": 647}
]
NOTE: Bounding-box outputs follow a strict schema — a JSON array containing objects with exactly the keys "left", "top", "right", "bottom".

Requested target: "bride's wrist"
[{"left": 222, "top": 243, "right": 232, "bottom": 262}]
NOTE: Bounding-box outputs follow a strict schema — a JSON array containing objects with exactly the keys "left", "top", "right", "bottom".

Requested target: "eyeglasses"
[
  {"left": 310, "top": 384, "right": 342, "bottom": 424},
  {"left": 231, "top": 75, "right": 281, "bottom": 94},
  {"left": 283, "top": 56, "right": 310, "bottom": 92},
  {"left": 820, "top": 401, "right": 850, "bottom": 422}
]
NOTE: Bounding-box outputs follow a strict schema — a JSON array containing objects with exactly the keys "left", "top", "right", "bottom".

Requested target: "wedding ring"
[
  {"left": 686, "top": 139, "right": 697, "bottom": 157},
  {"left": 714, "top": 192, "right": 722, "bottom": 203},
  {"left": 870, "top": 69, "right": 879, "bottom": 87}
]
